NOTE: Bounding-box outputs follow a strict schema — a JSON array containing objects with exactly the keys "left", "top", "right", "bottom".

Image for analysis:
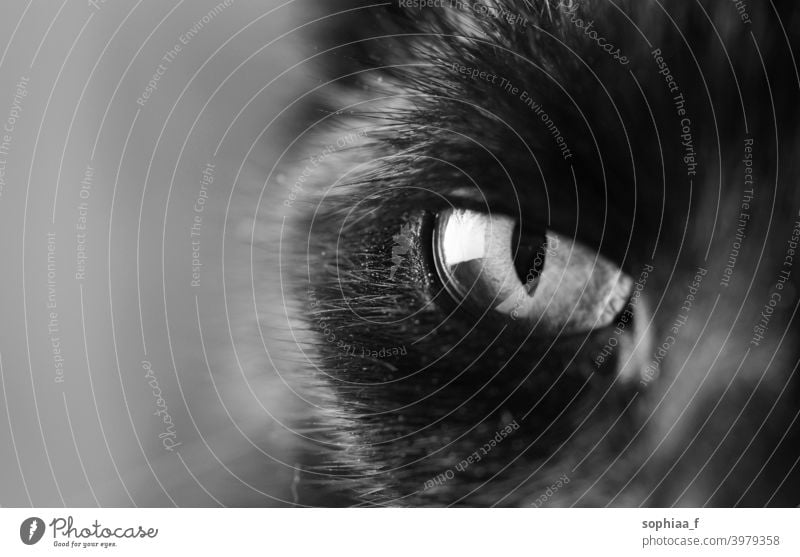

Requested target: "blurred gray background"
[{"left": 0, "top": 0, "right": 328, "bottom": 506}]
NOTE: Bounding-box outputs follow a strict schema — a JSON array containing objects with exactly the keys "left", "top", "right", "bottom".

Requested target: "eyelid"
[{"left": 433, "top": 208, "right": 632, "bottom": 335}]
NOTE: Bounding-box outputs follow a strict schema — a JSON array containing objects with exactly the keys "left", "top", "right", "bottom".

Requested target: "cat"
[{"left": 256, "top": 0, "right": 800, "bottom": 506}]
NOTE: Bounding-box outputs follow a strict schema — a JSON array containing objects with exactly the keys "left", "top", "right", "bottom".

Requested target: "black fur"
[{"left": 283, "top": 0, "right": 800, "bottom": 506}]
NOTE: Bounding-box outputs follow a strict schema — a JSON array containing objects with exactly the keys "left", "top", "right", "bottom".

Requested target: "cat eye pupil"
[{"left": 511, "top": 223, "right": 547, "bottom": 292}]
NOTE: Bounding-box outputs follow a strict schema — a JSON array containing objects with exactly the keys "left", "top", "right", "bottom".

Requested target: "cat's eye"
[{"left": 432, "top": 208, "right": 632, "bottom": 335}]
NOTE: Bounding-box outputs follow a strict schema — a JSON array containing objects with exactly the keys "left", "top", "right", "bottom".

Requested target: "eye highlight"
[{"left": 432, "top": 208, "right": 632, "bottom": 335}]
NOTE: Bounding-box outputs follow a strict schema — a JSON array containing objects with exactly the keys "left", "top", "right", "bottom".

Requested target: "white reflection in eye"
[{"left": 432, "top": 208, "right": 632, "bottom": 335}]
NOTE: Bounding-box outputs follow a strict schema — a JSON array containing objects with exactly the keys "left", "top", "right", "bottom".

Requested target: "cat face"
[{"left": 272, "top": 0, "right": 800, "bottom": 506}]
